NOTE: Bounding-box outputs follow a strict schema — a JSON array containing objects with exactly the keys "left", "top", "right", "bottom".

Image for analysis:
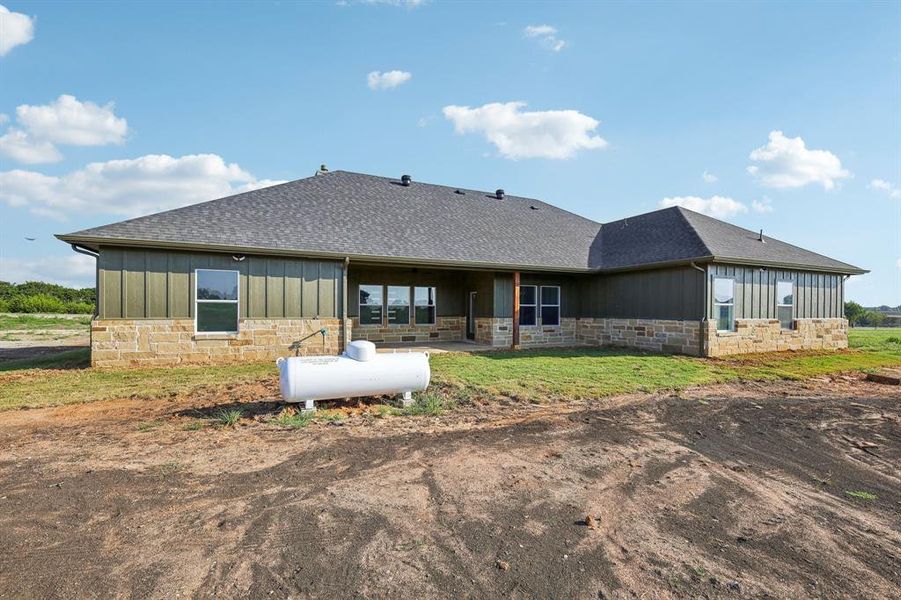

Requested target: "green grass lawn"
[
  {"left": 1, "top": 329, "right": 899, "bottom": 412},
  {"left": 0, "top": 314, "right": 92, "bottom": 330},
  {"left": 847, "top": 327, "right": 901, "bottom": 350}
]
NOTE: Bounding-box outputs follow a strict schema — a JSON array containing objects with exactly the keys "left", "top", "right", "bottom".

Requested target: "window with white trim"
[
  {"left": 196, "top": 269, "right": 239, "bottom": 333},
  {"left": 776, "top": 281, "right": 794, "bottom": 330},
  {"left": 387, "top": 286, "right": 410, "bottom": 325},
  {"left": 414, "top": 286, "right": 436, "bottom": 325},
  {"left": 359, "top": 284, "right": 383, "bottom": 325},
  {"left": 713, "top": 277, "right": 734, "bottom": 332},
  {"left": 540, "top": 286, "right": 560, "bottom": 326},
  {"left": 519, "top": 285, "right": 537, "bottom": 326}
]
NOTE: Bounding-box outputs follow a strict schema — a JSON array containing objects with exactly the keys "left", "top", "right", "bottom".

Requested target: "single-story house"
[{"left": 57, "top": 168, "right": 866, "bottom": 368}]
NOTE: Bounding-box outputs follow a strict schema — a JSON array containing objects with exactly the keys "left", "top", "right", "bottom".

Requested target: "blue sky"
[{"left": 0, "top": 0, "right": 898, "bottom": 305}]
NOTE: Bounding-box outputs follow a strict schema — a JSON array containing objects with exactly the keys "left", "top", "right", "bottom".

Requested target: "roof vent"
[
  {"left": 529, "top": 205, "right": 539, "bottom": 210},
  {"left": 454, "top": 189, "right": 465, "bottom": 195},
  {"left": 495, "top": 189, "right": 505, "bottom": 200},
  {"left": 401, "top": 174, "right": 412, "bottom": 187},
  {"left": 316, "top": 164, "right": 329, "bottom": 175},
  {"left": 758, "top": 229, "right": 766, "bottom": 243}
]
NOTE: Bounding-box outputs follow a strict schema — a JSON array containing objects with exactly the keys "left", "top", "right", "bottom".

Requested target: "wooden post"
[{"left": 512, "top": 271, "right": 520, "bottom": 349}]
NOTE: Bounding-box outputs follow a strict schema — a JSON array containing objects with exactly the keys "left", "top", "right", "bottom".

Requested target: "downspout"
[
  {"left": 690, "top": 261, "right": 707, "bottom": 357},
  {"left": 71, "top": 244, "right": 100, "bottom": 318},
  {"left": 341, "top": 257, "right": 350, "bottom": 353},
  {"left": 512, "top": 271, "right": 521, "bottom": 349}
]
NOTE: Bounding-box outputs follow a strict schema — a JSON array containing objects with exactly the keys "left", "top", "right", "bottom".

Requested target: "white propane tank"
[{"left": 276, "top": 340, "right": 430, "bottom": 407}]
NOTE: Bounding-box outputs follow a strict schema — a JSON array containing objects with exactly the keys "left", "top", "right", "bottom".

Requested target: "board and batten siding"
[
  {"left": 706, "top": 263, "right": 844, "bottom": 320},
  {"left": 579, "top": 266, "right": 705, "bottom": 320},
  {"left": 97, "top": 246, "right": 343, "bottom": 320}
]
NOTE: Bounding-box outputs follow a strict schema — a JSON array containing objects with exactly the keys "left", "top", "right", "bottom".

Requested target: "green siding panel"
[
  {"left": 96, "top": 246, "right": 340, "bottom": 320},
  {"left": 123, "top": 250, "right": 146, "bottom": 319},
  {"left": 145, "top": 252, "right": 168, "bottom": 318},
  {"left": 167, "top": 253, "right": 191, "bottom": 318},
  {"left": 706, "top": 264, "right": 843, "bottom": 320},
  {"left": 318, "top": 262, "right": 335, "bottom": 317},
  {"left": 581, "top": 267, "right": 703, "bottom": 320},
  {"left": 247, "top": 257, "right": 267, "bottom": 318},
  {"left": 99, "top": 250, "right": 123, "bottom": 319},
  {"left": 284, "top": 260, "right": 303, "bottom": 318},
  {"left": 302, "top": 261, "right": 320, "bottom": 318},
  {"left": 266, "top": 259, "right": 286, "bottom": 318}
]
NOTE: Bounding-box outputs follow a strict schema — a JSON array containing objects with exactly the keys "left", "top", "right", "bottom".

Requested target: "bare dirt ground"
[
  {"left": 0, "top": 374, "right": 899, "bottom": 599},
  {"left": 0, "top": 326, "right": 88, "bottom": 361}
]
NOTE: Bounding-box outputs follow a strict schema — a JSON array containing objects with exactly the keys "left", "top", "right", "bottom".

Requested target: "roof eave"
[
  {"left": 57, "top": 235, "right": 868, "bottom": 276},
  {"left": 710, "top": 255, "right": 868, "bottom": 275},
  {"left": 55, "top": 234, "right": 592, "bottom": 274}
]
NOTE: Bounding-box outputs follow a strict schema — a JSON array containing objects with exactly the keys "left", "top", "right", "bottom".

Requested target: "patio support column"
[{"left": 512, "top": 271, "right": 520, "bottom": 349}]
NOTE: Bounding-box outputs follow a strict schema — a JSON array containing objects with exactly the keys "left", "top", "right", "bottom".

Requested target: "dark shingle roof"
[
  {"left": 676, "top": 207, "right": 864, "bottom": 273},
  {"left": 58, "top": 170, "right": 865, "bottom": 274},
  {"left": 598, "top": 206, "right": 864, "bottom": 274},
  {"left": 59, "top": 171, "right": 602, "bottom": 271}
]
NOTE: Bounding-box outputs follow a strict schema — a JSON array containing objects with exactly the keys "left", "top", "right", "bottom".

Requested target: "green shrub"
[
  {"left": 0, "top": 298, "right": 8, "bottom": 313},
  {"left": 64, "top": 301, "right": 94, "bottom": 314},
  {"left": 9, "top": 294, "right": 66, "bottom": 313}
]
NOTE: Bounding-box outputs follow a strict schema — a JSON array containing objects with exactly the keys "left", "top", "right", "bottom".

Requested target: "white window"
[
  {"left": 195, "top": 269, "right": 239, "bottom": 333},
  {"left": 776, "top": 281, "right": 794, "bottom": 330},
  {"left": 540, "top": 286, "right": 561, "bottom": 326},
  {"left": 387, "top": 285, "right": 410, "bottom": 325},
  {"left": 519, "top": 285, "right": 537, "bottom": 326},
  {"left": 414, "top": 286, "right": 436, "bottom": 325},
  {"left": 713, "top": 277, "right": 734, "bottom": 332},
  {"left": 359, "top": 284, "right": 383, "bottom": 326}
]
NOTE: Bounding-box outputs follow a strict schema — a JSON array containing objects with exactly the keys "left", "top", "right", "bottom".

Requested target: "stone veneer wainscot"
[
  {"left": 90, "top": 318, "right": 347, "bottom": 368},
  {"left": 350, "top": 316, "right": 464, "bottom": 344},
  {"left": 705, "top": 318, "right": 848, "bottom": 357}
]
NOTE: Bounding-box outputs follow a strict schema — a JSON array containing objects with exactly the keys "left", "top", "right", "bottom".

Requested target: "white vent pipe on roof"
[{"left": 276, "top": 340, "right": 430, "bottom": 411}]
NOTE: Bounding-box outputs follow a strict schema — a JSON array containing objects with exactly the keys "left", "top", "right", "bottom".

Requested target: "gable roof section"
[
  {"left": 675, "top": 207, "right": 864, "bottom": 274},
  {"left": 58, "top": 170, "right": 865, "bottom": 274}
]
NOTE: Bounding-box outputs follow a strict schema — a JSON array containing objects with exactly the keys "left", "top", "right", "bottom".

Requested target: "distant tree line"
[
  {"left": 844, "top": 301, "right": 889, "bottom": 328},
  {"left": 0, "top": 281, "right": 95, "bottom": 314}
]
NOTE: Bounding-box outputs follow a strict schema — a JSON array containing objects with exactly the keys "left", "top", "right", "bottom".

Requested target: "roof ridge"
[
  {"left": 671, "top": 206, "right": 713, "bottom": 256},
  {"left": 332, "top": 169, "right": 603, "bottom": 227}
]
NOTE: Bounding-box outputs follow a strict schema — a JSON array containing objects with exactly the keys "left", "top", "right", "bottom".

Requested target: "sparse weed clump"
[
  {"left": 845, "top": 490, "right": 877, "bottom": 501},
  {"left": 136, "top": 420, "right": 164, "bottom": 432},
  {"left": 272, "top": 407, "right": 315, "bottom": 429},
  {"left": 215, "top": 408, "right": 244, "bottom": 427}
]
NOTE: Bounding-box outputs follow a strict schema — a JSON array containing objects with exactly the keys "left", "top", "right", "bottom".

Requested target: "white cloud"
[
  {"left": 869, "top": 178, "right": 900, "bottom": 199},
  {"left": 747, "top": 130, "right": 850, "bottom": 190},
  {"left": 16, "top": 94, "right": 128, "bottom": 146},
  {"left": 896, "top": 258, "right": 901, "bottom": 269},
  {"left": 702, "top": 170, "right": 717, "bottom": 183},
  {"left": 0, "top": 95, "right": 129, "bottom": 164},
  {"left": 0, "top": 254, "right": 96, "bottom": 288},
  {"left": 367, "top": 70, "right": 412, "bottom": 90},
  {"left": 0, "top": 153, "right": 286, "bottom": 219},
  {"left": 523, "top": 24, "right": 566, "bottom": 52},
  {"left": 0, "top": 113, "right": 8, "bottom": 125},
  {"left": 751, "top": 198, "right": 774, "bottom": 213},
  {"left": 0, "top": 5, "right": 35, "bottom": 57},
  {"left": 660, "top": 195, "right": 749, "bottom": 219},
  {"left": 442, "top": 101, "right": 607, "bottom": 160},
  {"left": 0, "top": 129, "right": 62, "bottom": 164}
]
